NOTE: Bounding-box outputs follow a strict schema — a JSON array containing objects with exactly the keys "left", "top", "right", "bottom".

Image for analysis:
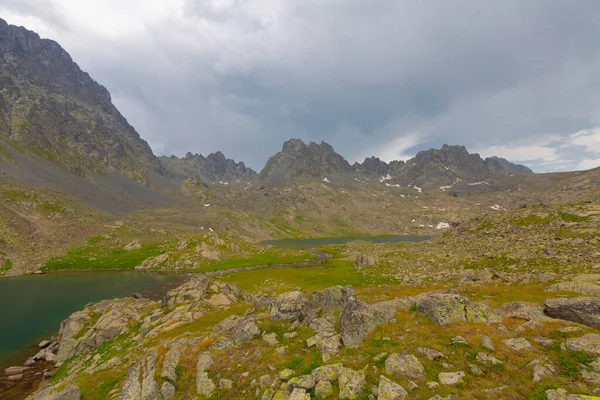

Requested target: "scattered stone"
[
  {"left": 262, "top": 332, "right": 279, "bottom": 346},
  {"left": 385, "top": 354, "right": 426, "bottom": 379},
  {"left": 451, "top": 336, "right": 469, "bottom": 346},
  {"left": 532, "top": 337, "right": 554, "bottom": 348},
  {"left": 438, "top": 371, "right": 465, "bottom": 386},
  {"left": 565, "top": 334, "right": 600, "bottom": 356},
  {"left": 481, "top": 335, "right": 495, "bottom": 351},
  {"left": 416, "top": 347, "right": 448, "bottom": 361},
  {"left": 378, "top": 375, "right": 408, "bottom": 399},
  {"left": 283, "top": 332, "right": 298, "bottom": 339},
  {"left": 469, "top": 364, "right": 483, "bottom": 376},
  {"left": 532, "top": 361, "right": 557, "bottom": 383},
  {"left": 279, "top": 369, "right": 295, "bottom": 381},
  {"left": 484, "top": 386, "right": 508, "bottom": 394},
  {"left": 503, "top": 338, "right": 534, "bottom": 351},
  {"left": 408, "top": 381, "right": 419, "bottom": 391},
  {"left": 338, "top": 367, "right": 366, "bottom": 399},
  {"left": 476, "top": 352, "right": 503, "bottom": 365}
]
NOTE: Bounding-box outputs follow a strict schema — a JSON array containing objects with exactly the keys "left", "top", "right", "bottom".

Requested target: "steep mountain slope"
[
  {"left": 0, "top": 18, "right": 162, "bottom": 183},
  {"left": 259, "top": 139, "right": 353, "bottom": 184},
  {"left": 160, "top": 151, "right": 257, "bottom": 184}
]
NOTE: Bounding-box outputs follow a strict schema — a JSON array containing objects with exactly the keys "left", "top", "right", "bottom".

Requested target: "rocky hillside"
[
  {"left": 0, "top": 18, "right": 162, "bottom": 184},
  {"left": 259, "top": 139, "right": 354, "bottom": 185},
  {"left": 356, "top": 145, "right": 533, "bottom": 191},
  {"left": 160, "top": 152, "right": 257, "bottom": 184}
]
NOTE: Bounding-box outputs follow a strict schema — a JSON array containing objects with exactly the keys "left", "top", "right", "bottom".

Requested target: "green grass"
[
  {"left": 0, "top": 259, "right": 12, "bottom": 271},
  {"left": 43, "top": 242, "right": 161, "bottom": 271},
  {"left": 194, "top": 251, "right": 316, "bottom": 273},
  {"left": 557, "top": 349, "right": 593, "bottom": 378},
  {"left": 49, "top": 356, "right": 77, "bottom": 385},
  {"left": 222, "top": 258, "right": 396, "bottom": 293}
]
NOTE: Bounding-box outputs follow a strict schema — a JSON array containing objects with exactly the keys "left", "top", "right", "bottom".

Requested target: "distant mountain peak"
[
  {"left": 160, "top": 151, "right": 256, "bottom": 184},
  {"left": 259, "top": 138, "right": 353, "bottom": 184}
]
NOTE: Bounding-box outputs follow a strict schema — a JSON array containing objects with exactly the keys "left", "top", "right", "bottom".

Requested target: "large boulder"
[
  {"left": 270, "top": 291, "right": 306, "bottom": 321},
  {"left": 340, "top": 298, "right": 395, "bottom": 348},
  {"left": 309, "top": 286, "right": 356, "bottom": 314},
  {"left": 544, "top": 298, "right": 600, "bottom": 329},
  {"left": 414, "top": 291, "right": 501, "bottom": 325}
]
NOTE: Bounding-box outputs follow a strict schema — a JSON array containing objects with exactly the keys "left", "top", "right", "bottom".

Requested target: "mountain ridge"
[{"left": 0, "top": 18, "right": 162, "bottom": 184}]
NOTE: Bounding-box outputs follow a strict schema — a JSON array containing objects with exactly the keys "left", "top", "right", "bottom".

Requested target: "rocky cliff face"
[
  {"left": 160, "top": 151, "right": 257, "bottom": 184},
  {"left": 0, "top": 18, "right": 162, "bottom": 183},
  {"left": 259, "top": 139, "right": 353, "bottom": 185}
]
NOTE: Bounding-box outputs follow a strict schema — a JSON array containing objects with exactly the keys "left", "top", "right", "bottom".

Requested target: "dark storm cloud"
[{"left": 2, "top": 0, "right": 600, "bottom": 171}]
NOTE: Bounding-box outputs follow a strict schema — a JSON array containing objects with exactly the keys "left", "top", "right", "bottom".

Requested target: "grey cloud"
[
  {"left": 1, "top": 0, "right": 69, "bottom": 31},
  {"left": 4, "top": 0, "right": 600, "bottom": 171}
]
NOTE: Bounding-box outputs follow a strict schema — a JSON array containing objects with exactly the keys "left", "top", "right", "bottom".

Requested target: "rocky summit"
[{"left": 1, "top": 16, "right": 600, "bottom": 400}]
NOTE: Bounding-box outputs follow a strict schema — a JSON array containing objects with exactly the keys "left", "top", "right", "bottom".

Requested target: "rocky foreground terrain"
[{"left": 0, "top": 197, "right": 597, "bottom": 400}]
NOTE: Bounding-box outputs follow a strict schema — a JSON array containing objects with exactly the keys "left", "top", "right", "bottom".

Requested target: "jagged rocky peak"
[
  {"left": 358, "top": 156, "right": 390, "bottom": 176},
  {"left": 259, "top": 138, "right": 353, "bottom": 184},
  {"left": 160, "top": 151, "right": 256, "bottom": 184},
  {"left": 385, "top": 144, "right": 533, "bottom": 189},
  {"left": 0, "top": 18, "right": 162, "bottom": 183}
]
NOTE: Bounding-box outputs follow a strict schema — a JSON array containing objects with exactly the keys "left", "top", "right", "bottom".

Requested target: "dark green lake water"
[
  {"left": 260, "top": 235, "right": 430, "bottom": 249},
  {"left": 0, "top": 271, "right": 185, "bottom": 368}
]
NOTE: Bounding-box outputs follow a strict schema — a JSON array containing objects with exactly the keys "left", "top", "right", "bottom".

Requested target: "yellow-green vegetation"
[{"left": 42, "top": 242, "right": 163, "bottom": 271}]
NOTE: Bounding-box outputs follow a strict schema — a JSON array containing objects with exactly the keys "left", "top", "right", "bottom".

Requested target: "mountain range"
[{"left": 0, "top": 18, "right": 539, "bottom": 197}]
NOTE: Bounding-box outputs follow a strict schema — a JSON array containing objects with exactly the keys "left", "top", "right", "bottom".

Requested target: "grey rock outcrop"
[
  {"left": 309, "top": 286, "right": 356, "bottom": 314},
  {"left": 340, "top": 298, "right": 395, "bottom": 348},
  {"left": 270, "top": 291, "right": 306, "bottom": 321},
  {"left": 544, "top": 297, "right": 600, "bottom": 329},
  {"left": 414, "top": 291, "right": 501, "bottom": 325}
]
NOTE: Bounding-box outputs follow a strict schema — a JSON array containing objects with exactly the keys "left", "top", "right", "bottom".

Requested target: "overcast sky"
[{"left": 2, "top": 0, "right": 600, "bottom": 172}]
